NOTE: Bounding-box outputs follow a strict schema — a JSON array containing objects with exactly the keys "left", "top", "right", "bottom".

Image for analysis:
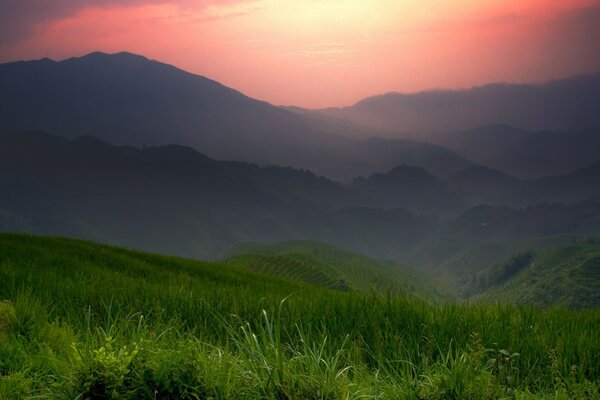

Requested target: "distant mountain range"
[
  {"left": 2, "top": 130, "right": 600, "bottom": 282},
  {"left": 0, "top": 130, "right": 441, "bottom": 258},
  {"left": 313, "top": 74, "right": 600, "bottom": 179},
  {"left": 5, "top": 52, "right": 600, "bottom": 182},
  {"left": 0, "top": 52, "right": 479, "bottom": 182},
  {"left": 320, "top": 72, "right": 600, "bottom": 134},
  {"left": 431, "top": 124, "right": 600, "bottom": 179},
  {"left": 2, "top": 51, "right": 600, "bottom": 295}
]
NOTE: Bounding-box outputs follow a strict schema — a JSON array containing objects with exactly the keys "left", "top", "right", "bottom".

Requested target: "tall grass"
[{"left": 0, "top": 233, "right": 598, "bottom": 399}]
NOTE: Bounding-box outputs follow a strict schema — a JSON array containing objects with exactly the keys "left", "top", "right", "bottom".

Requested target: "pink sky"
[{"left": 1, "top": 0, "right": 599, "bottom": 107}]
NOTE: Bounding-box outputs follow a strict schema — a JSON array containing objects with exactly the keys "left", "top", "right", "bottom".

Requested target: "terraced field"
[
  {"left": 225, "top": 241, "right": 448, "bottom": 298},
  {"left": 473, "top": 242, "right": 600, "bottom": 308},
  {"left": 0, "top": 233, "right": 598, "bottom": 399}
]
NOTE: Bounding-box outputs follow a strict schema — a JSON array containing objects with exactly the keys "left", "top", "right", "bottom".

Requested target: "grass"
[
  {"left": 0, "top": 233, "right": 598, "bottom": 399},
  {"left": 473, "top": 243, "right": 600, "bottom": 308}
]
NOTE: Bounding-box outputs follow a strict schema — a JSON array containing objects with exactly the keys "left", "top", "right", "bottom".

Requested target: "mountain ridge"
[{"left": 319, "top": 71, "right": 600, "bottom": 134}]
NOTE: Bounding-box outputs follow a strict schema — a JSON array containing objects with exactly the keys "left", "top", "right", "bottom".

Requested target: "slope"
[
  {"left": 0, "top": 234, "right": 598, "bottom": 398},
  {"left": 470, "top": 243, "right": 600, "bottom": 308},
  {"left": 224, "top": 241, "right": 447, "bottom": 299},
  {"left": 404, "top": 202, "right": 600, "bottom": 289}
]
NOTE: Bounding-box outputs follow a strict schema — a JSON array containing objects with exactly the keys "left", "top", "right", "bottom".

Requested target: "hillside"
[
  {"left": 404, "top": 203, "right": 600, "bottom": 288},
  {"left": 470, "top": 243, "right": 600, "bottom": 308},
  {"left": 0, "top": 233, "right": 598, "bottom": 399},
  {"left": 223, "top": 241, "right": 447, "bottom": 299}
]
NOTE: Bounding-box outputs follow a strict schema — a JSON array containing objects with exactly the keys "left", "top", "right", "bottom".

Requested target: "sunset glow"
[{"left": 1, "top": 0, "right": 599, "bottom": 107}]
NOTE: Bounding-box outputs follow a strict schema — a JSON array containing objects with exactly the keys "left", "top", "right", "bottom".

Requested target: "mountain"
[
  {"left": 321, "top": 72, "right": 600, "bottom": 135},
  {"left": 4, "top": 128, "right": 600, "bottom": 285},
  {"left": 223, "top": 241, "right": 447, "bottom": 299},
  {"left": 432, "top": 124, "right": 600, "bottom": 179},
  {"left": 350, "top": 165, "right": 464, "bottom": 214},
  {"left": 467, "top": 243, "right": 600, "bottom": 308},
  {"left": 0, "top": 130, "right": 351, "bottom": 258},
  {"left": 344, "top": 137, "right": 476, "bottom": 180},
  {"left": 516, "top": 161, "right": 600, "bottom": 205},
  {"left": 0, "top": 130, "right": 450, "bottom": 259},
  {"left": 448, "top": 166, "right": 522, "bottom": 205},
  {"left": 0, "top": 52, "right": 348, "bottom": 170},
  {"left": 0, "top": 52, "right": 480, "bottom": 182}
]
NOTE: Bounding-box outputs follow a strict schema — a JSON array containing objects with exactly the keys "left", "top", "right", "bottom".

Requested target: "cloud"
[{"left": 0, "top": 0, "right": 254, "bottom": 45}]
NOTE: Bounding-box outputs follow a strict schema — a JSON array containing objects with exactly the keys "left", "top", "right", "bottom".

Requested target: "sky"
[{"left": 1, "top": 0, "right": 599, "bottom": 108}]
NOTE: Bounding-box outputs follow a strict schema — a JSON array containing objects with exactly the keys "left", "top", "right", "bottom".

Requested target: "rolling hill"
[
  {"left": 223, "top": 241, "right": 447, "bottom": 299},
  {"left": 468, "top": 243, "right": 600, "bottom": 308},
  {"left": 404, "top": 202, "right": 600, "bottom": 288}
]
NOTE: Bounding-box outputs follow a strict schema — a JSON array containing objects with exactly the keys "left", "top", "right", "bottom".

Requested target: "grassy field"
[{"left": 0, "top": 233, "right": 598, "bottom": 399}]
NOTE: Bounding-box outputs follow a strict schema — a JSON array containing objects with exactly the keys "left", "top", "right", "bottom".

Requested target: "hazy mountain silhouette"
[
  {"left": 516, "top": 161, "right": 600, "bottom": 205},
  {"left": 3, "top": 52, "right": 600, "bottom": 284},
  {"left": 345, "top": 137, "right": 476, "bottom": 179},
  {"left": 431, "top": 124, "right": 600, "bottom": 179},
  {"left": 0, "top": 52, "right": 480, "bottom": 182},
  {"left": 448, "top": 166, "right": 522, "bottom": 205},
  {"left": 351, "top": 165, "right": 464, "bottom": 214},
  {"left": 0, "top": 130, "right": 459, "bottom": 258},
  {"left": 321, "top": 72, "right": 600, "bottom": 134},
  {"left": 0, "top": 52, "right": 337, "bottom": 166},
  {"left": 2, "top": 130, "right": 600, "bottom": 284}
]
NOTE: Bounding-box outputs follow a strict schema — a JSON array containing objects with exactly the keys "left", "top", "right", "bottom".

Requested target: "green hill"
[
  {"left": 0, "top": 233, "right": 598, "bottom": 399},
  {"left": 470, "top": 242, "right": 600, "bottom": 308},
  {"left": 224, "top": 241, "right": 447, "bottom": 299}
]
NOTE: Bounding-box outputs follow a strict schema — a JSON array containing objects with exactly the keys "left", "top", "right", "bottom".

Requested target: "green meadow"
[{"left": 0, "top": 233, "right": 598, "bottom": 399}]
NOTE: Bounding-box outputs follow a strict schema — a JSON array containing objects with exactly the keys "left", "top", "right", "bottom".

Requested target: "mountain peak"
[{"left": 78, "top": 51, "right": 149, "bottom": 61}]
